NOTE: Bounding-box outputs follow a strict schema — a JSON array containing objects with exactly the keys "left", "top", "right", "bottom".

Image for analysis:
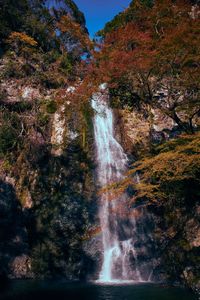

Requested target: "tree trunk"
[{"left": 169, "top": 110, "right": 191, "bottom": 134}]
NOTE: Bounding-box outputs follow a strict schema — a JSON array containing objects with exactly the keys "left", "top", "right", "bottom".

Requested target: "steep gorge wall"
[
  {"left": 0, "top": 79, "right": 98, "bottom": 280},
  {"left": 116, "top": 106, "right": 200, "bottom": 293},
  {"left": 0, "top": 0, "right": 99, "bottom": 280}
]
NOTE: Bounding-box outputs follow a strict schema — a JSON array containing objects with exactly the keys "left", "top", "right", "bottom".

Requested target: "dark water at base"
[{"left": 0, "top": 281, "right": 198, "bottom": 300}]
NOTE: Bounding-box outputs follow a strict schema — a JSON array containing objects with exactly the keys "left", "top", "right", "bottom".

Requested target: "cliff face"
[
  {"left": 0, "top": 0, "right": 97, "bottom": 280},
  {"left": 0, "top": 0, "right": 200, "bottom": 295},
  {"left": 0, "top": 75, "right": 98, "bottom": 279},
  {"left": 116, "top": 106, "right": 200, "bottom": 293},
  {"left": 1, "top": 73, "right": 199, "bottom": 288},
  {"left": 101, "top": 1, "right": 200, "bottom": 291}
]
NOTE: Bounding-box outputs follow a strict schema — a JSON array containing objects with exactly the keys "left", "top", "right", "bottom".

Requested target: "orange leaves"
[
  {"left": 92, "top": 0, "right": 200, "bottom": 86},
  {"left": 98, "top": 133, "right": 200, "bottom": 206},
  {"left": 129, "top": 133, "right": 200, "bottom": 203},
  {"left": 91, "top": 14, "right": 158, "bottom": 87},
  {"left": 58, "top": 15, "right": 83, "bottom": 40},
  {"left": 7, "top": 32, "right": 38, "bottom": 47},
  {"left": 6, "top": 32, "right": 38, "bottom": 57},
  {"left": 6, "top": 31, "right": 38, "bottom": 59},
  {"left": 106, "top": 22, "right": 152, "bottom": 49}
]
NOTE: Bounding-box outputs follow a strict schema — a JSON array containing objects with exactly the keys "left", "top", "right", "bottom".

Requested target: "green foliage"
[
  {"left": 2, "top": 60, "right": 24, "bottom": 78},
  {"left": 97, "top": 0, "right": 154, "bottom": 37},
  {"left": 46, "top": 100, "right": 57, "bottom": 114},
  {"left": 37, "top": 72, "right": 65, "bottom": 88},
  {"left": 0, "top": 124, "right": 18, "bottom": 156},
  {"left": 81, "top": 102, "right": 94, "bottom": 131},
  {"left": 0, "top": 110, "right": 23, "bottom": 156},
  {"left": 0, "top": 0, "right": 89, "bottom": 65},
  {"left": 43, "top": 50, "right": 60, "bottom": 65},
  {"left": 1, "top": 159, "right": 12, "bottom": 172},
  {"left": 64, "top": 0, "right": 87, "bottom": 30},
  {"left": 0, "top": 0, "right": 55, "bottom": 52},
  {"left": 0, "top": 0, "right": 29, "bottom": 43},
  {"left": 37, "top": 112, "right": 49, "bottom": 127},
  {"left": 97, "top": 13, "right": 125, "bottom": 37},
  {"left": 59, "top": 54, "right": 73, "bottom": 75},
  {"left": 28, "top": 145, "right": 94, "bottom": 278},
  {"left": 12, "top": 101, "right": 33, "bottom": 112},
  {"left": 109, "top": 78, "right": 141, "bottom": 109}
]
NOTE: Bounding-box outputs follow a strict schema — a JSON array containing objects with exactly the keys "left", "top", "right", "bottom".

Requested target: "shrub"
[
  {"left": 37, "top": 72, "right": 65, "bottom": 89},
  {"left": 3, "top": 61, "right": 24, "bottom": 78},
  {"left": 59, "top": 55, "right": 73, "bottom": 75},
  {"left": 6, "top": 32, "right": 37, "bottom": 57},
  {"left": 0, "top": 89, "right": 7, "bottom": 102},
  {"left": 0, "top": 124, "right": 18, "bottom": 156},
  {"left": 37, "top": 113, "right": 49, "bottom": 127},
  {"left": 12, "top": 101, "right": 33, "bottom": 112},
  {"left": 46, "top": 100, "right": 57, "bottom": 114}
]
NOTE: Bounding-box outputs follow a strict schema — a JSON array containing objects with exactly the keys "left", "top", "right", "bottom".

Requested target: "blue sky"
[{"left": 73, "top": 0, "right": 132, "bottom": 37}]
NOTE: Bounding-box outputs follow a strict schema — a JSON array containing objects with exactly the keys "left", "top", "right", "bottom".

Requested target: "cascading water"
[{"left": 91, "top": 84, "right": 143, "bottom": 283}]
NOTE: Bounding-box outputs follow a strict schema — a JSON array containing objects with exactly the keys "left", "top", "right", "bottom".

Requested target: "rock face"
[
  {"left": 0, "top": 129, "right": 97, "bottom": 279},
  {"left": 0, "top": 70, "right": 199, "bottom": 294},
  {"left": 0, "top": 0, "right": 96, "bottom": 278},
  {"left": 115, "top": 105, "right": 175, "bottom": 157},
  {"left": 117, "top": 105, "right": 200, "bottom": 293},
  {"left": 0, "top": 180, "right": 31, "bottom": 278},
  {"left": 0, "top": 73, "right": 98, "bottom": 279}
]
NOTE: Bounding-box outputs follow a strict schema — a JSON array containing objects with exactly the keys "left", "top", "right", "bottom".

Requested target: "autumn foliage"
[
  {"left": 83, "top": 0, "right": 200, "bottom": 133},
  {"left": 6, "top": 31, "right": 38, "bottom": 57},
  {"left": 102, "top": 132, "right": 200, "bottom": 211}
]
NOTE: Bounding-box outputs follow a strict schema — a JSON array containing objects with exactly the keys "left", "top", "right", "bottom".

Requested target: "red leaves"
[{"left": 88, "top": 0, "right": 199, "bottom": 92}]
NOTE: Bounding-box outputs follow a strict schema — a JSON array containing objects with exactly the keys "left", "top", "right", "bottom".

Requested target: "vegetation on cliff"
[
  {"left": 0, "top": 0, "right": 95, "bottom": 280},
  {"left": 0, "top": 0, "right": 199, "bottom": 290},
  {"left": 86, "top": 0, "right": 200, "bottom": 289},
  {"left": 91, "top": 0, "right": 200, "bottom": 134}
]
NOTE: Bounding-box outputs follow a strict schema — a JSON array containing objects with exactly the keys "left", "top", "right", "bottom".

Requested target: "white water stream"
[{"left": 92, "top": 84, "right": 143, "bottom": 283}]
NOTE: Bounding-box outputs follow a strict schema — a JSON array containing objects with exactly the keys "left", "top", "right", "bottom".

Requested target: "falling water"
[{"left": 91, "top": 84, "right": 143, "bottom": 283}]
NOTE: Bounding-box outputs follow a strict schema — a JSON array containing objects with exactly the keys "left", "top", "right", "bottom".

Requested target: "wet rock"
[
  {"left": 182, "top": 267, "right": 200, "bottom": 294},
  {"left": 185, "top": 219, "right": 200, "bottom": 248},
  {"left": 0, "top": 180, "right": 30, "bottom": 278},
  {"left": 10, "top": 255, "right": 32, "bottom": 278}
]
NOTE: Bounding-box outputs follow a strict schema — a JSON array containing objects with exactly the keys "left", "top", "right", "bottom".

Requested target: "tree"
[
  {"left": 57, "top": 15, "right": 91, "bottom": 58},
  {"left": 6, "top": 32, "right": 38, "bottom": 57},
  {"left": 92, "top": 0, "right": 200, "bottom": 133}
]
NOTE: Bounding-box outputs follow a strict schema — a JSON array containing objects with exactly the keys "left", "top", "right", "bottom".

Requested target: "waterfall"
[{"left": 91, "top": 84, "right": 143, "bottom": 283}]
